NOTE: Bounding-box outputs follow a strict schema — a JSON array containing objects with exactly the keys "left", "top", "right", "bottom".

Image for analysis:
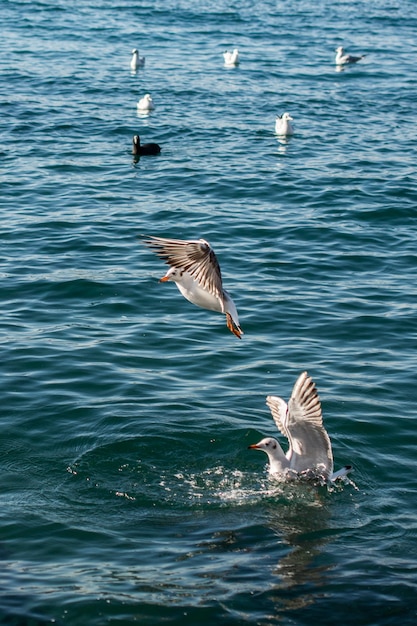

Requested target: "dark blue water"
[{"left": 1, "top": 0, "right": 417, "bottom": 624}]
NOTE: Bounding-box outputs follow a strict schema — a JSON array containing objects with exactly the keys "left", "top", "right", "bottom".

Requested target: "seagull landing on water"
[
  {"left": 335, "top": 46, "right": 365, "bottom": 65},
  {"left": 131, "top": 49, "right": 145, "bottom": 70},
  {"left": 275, "top": 112, "right": 294, "bottom": 136},
  {"left": 223, "top": 48, "right": 239, "bottom": 66},
  {"left": 249, "top": 371, "right": 352, "bottom": 483},
  {"left": 143, "top": 236, "right": 243, "bottom": 338}
]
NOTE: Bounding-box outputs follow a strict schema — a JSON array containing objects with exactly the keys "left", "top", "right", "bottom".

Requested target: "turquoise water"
[{"left": 1, "top": 0, "right": 417, "bottom": 624}]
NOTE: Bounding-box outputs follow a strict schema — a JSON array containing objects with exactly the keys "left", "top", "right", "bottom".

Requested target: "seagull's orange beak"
[
  {"left": 159, "top": 274, "right": 170, "bottom": 282},
  {"left": 248, "top": 444, "right": 260, "bottom": 450}
]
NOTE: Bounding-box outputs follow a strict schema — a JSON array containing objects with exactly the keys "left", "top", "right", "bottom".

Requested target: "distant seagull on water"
[
  {"left": 223, "top": 48, "right": 239, "bottom": 66},
  {"left": 275, "top": 112, "right": 294, "bottom": 136},
  {"left": 143, "top": 236, "right": 243, "bottom": 338},
  {"left": 335, "top": 46, "right": 365, "bottom": 65},
  {"left": 131, "top": 49, "right": 145, "bottom": 70},
  {"left": 249, "top": 371, "right": 352, "bottom": 483},
  {"left": 137, "top": 94, "right": 155, "bottom": 112}
]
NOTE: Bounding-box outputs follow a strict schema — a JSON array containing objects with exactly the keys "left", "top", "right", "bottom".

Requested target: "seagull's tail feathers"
[{"left": 330, "top": 465, "right": 353, "bottom": 481}]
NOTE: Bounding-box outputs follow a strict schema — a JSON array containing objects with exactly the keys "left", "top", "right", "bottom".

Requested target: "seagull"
[
  {"left": 275, "top": 112, "right": 294, "bottom": 136},
  {"left": 223, "top": 48, "right": 239, "bottom": 66},
  {"left": 335, "top": 46, "right": 365, "bottom": 65},
  {"left": 248, "top": 371, "right": 351, "bottom": 483},
  {"left": 143, "top": 236, "right": 243, "bottom": 338},
  {"left": 137, "top": 94, "right": 154, "bottom": 112},
  {"left": 132, "top": 135, "right": 161, "bottom": 156},
  {"left": 131, "top": 48, "right": 145, "bottom": 70}
]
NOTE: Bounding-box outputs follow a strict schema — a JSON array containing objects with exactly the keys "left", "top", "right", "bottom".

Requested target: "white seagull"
[
  {"left": 131, "top": 48, "right": 145, "bottom": 70},
  {"left": 137, "top": 94, "right": 154, "bottom": 112},
  {"left": 143, "top": 236, "right": 243, "bottom": 338},
  {"left": 223, "top": 48, "right": 239, "bottom": 66},
  {"left": 249, "top": 371, "right": 351, "bottom": 482},
  {"left": 275, "top": 112, "right": 294, "bottom": 136},
  {"left": 335, "top": 46, "right": 365, "bottom": 65}
]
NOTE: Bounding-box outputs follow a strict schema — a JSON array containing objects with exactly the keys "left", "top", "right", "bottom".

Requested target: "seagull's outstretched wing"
[
  {"left": 266, "top": 395, "right": 290, "bottom": 449},
  {"left": 143, "top": 236, "right": 224, "bottom": 303}
]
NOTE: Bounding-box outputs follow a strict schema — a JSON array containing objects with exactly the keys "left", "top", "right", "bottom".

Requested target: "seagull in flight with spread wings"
[{"left": 143, "top": 236, "right": 243, "bottom": 338}]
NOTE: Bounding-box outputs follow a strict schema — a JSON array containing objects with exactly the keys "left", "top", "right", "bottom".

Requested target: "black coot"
[{"left": 132, "top": 135, "right": 161, "bottom": 156}]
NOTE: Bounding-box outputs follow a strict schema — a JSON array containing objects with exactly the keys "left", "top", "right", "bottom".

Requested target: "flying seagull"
[{"left": 143, "top": 236, "right": 243, "bottom": 338}]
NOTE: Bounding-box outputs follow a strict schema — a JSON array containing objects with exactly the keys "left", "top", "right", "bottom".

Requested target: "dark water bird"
[
  {"left": 143, "top": 235, "right": 243, "bottom": 338},
  {"left": 249, "top": 371, "right": 352, "bottom": 483},
  {"left": 132, "top": 135, "right": 161, "bottom": 156},
  {"left": 335, "top": 46, "right": 365, "bottom": 65}
]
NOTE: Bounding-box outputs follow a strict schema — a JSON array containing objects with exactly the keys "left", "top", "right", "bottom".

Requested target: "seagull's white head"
[
  {"left": 159, "top": 266, "right": 183, "bottom": 283},
  {"left": 132, "top": 49, "right": 138, "bottom": 54},
  {"left": 248, "top": 437, "right": 280, "bottom": 453},
  {"left": 282, "top": 112, "right": 293, "bottom": 121},
  {"left": 248, "top": 437, "right": 289, "bottom": 475},
  {"left": 336, "top": 46, "right": 344, "bottom": 53}
]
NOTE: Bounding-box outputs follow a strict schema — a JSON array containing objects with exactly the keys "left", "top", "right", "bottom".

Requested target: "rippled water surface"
[{"left": 1, "top": 0, "right": 417, "bottom": 624}]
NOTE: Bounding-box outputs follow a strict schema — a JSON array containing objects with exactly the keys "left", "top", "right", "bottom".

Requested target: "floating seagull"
[
  {"left": 275, "top": 112, "right": 294, "bottom": 136},
  {"left": 137, "top": 94, "right": 155, "bottom": 112},
  {"left": 131, "top": 48, "right": 145, "bottom": 70},
  {"left": 143, "top": 236, "right": 243, "bottom": 338},
  {"left": 132, "top": 135, "right": 161, "bottom": 156},
  {"left": 223, "top": 48, "right": 239, "bottom": 66},
  {"left": 249, "top": 371, "right": 351, "bottom": 483},
  {"left": 335, "top": 46, "right": 365, "bottom": 65}
]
